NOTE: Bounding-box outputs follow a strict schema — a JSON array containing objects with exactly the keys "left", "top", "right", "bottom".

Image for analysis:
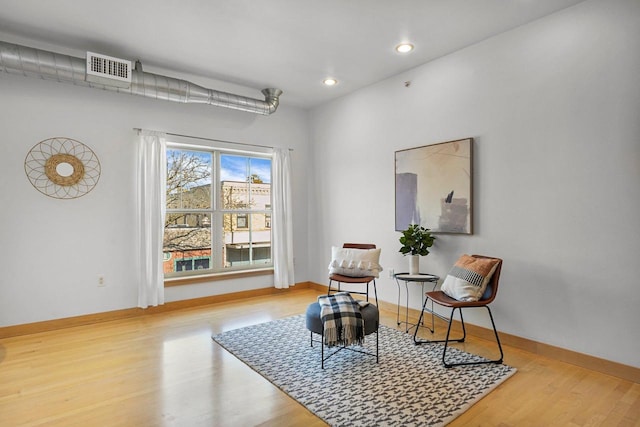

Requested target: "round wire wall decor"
[{"left": 24, "top": 137, "right": 101, "bottom": 199}]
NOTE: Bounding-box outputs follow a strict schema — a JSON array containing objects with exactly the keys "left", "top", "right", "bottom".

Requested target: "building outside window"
[{"left": 163, "top": 145, "right": 272, "bottom": 277}]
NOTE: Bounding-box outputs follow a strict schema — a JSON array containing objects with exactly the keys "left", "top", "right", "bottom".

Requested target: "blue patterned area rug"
[{"left": 213, "top": 314, "right": 516, "bottom": 426}]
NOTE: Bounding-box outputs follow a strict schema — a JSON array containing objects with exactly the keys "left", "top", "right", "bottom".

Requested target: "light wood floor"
[{"left": 0, "top": 289, "right": 638, "bottom": 426}]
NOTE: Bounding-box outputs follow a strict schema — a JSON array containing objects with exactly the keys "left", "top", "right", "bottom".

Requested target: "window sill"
[{"left": 164, "top": 268, "right": 274, "bottom": 287}]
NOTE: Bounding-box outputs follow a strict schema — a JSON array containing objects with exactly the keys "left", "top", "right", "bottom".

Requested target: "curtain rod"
[{"left": 133, "top": 128, "right": 293, "bottom": 151}]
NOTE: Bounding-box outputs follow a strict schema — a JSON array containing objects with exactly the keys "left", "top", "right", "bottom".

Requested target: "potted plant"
[{"left": 399, "top": 224, "right": 435, "bottom": 274}]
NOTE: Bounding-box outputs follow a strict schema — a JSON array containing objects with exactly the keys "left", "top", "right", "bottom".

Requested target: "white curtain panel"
[
  {"left": 136, "top": 130, "right": 167, "bottom": 308},
  {"left": 272, "top": 148, "right": 295, "bottom": 288}
]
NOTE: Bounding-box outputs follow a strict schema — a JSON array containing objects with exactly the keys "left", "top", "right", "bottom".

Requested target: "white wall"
[
  {"left": 1, "top": 0, "right": 638, "bottom": 370},
  {"left": 0, "top": 54, "right": 310, "bottom": 326},
  {"left": 309, "top": 0, "right": 640, "bottom": 368}
]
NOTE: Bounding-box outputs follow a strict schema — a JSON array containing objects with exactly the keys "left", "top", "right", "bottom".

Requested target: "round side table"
[{"left": 394, "top": 273, "right": 440, "bottom": 333}]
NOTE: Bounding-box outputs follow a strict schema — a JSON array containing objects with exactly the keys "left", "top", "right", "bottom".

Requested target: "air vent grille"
[
  {"left": 90, "top": 56, "right": 128, "bottom": 79},
  {"left": 86, "top": 52, "right": 132, "bottom": 88}
]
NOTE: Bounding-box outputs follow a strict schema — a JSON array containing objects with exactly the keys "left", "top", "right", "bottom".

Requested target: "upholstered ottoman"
[{"left": 305, "top": 301, "right": 379, "bottom": 368}]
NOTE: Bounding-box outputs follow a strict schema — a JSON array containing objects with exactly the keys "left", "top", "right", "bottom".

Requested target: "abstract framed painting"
[{"left": 395, "top": 138, "right": 473, "bottom": 234}]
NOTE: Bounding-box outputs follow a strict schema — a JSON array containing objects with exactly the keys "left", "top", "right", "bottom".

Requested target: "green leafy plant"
[{"left": 399, "top": 224, "right": 436, "bottom": 256}]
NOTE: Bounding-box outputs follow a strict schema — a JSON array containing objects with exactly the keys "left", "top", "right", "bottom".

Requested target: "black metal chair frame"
[
  {"left": 328, "top": 277, "right": 378, "bottom": 305},
  {"left": 309, "top": 325, "right": 379, "bottom": 369},
  {"left": 413, "top": 255, "right": 504, "bottom": 368},
  {"left": 328, "top": 243, "right": 379, "bottom": 306}
]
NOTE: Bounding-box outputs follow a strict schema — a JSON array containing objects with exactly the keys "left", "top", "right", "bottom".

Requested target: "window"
[
  {"left": 236, "top": 213, "right": 248, "bottom": 229},
  {"left": 163, "top": 145, "right": 272, "bottom": 278},
  {"left": 175, "top": 257, "right": 210, "bottom": 271},
  {"left": 265, "top": 204, "right": 271, "bottom": 229}
]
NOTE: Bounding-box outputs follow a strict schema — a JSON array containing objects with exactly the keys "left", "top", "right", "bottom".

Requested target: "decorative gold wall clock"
[{"left": 24, "top": 137, "right": 101, "bottom": 199}]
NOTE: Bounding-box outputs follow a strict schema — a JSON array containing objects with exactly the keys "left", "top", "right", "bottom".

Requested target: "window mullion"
[{"left": 212, "top": 151, "right": 222, "bottom": 270}]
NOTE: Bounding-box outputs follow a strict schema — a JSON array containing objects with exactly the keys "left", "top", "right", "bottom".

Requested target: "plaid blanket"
[{"left": 318, "top": 292, "right": 364, "bottom": 347}]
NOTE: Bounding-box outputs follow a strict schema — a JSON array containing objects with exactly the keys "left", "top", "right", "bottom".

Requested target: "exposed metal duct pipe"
[{"left": 0, "top": 40, "right": 282, "bottom": 115}]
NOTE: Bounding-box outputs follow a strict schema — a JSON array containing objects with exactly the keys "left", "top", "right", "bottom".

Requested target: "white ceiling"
[{"left": 0, "top": 0, "right": 587, "bottom": 109}]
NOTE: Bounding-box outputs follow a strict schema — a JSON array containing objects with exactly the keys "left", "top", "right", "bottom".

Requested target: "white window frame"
[{"left": 164, "top": 138, "right": 273, "bottom": 279}]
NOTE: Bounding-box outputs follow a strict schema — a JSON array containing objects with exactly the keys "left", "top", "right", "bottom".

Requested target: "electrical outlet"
[
  {"left": 388, "top": 268, "right": 395, "bottom": 278},
  {"left": 98, "top": 276, "right": 105, "bottom": 287}
]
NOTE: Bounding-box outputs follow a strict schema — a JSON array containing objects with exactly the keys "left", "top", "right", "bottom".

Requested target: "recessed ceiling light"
[
  {"left": 323, "top": 78, "right": 338, "bottom": 86},
  {"left": 395, "top": 43, "right": 414, "bottom": 54}
]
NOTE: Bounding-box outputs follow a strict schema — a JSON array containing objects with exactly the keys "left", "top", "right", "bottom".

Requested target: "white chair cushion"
[{"left": 328, "top": 246, "right": 382, "bottom": 278}]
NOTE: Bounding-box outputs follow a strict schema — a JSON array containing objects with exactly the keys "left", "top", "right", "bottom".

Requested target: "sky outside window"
[{"left": 221, "top": 154, "right": 271, "bottom": 183}]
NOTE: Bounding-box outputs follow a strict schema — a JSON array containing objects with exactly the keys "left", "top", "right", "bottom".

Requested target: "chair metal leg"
[
  {"left": 487, "top": 306, "right": 505, "bottom": 363},
  {"left": 414, "top": 301, "right": 503, "bottom": 367},
  {"left": 441, "top": 307, "right": 466, "bottom": 367},
  {"left": 413, "top": 296, "right": 429, "bottom": 344},
  {"left": 372, "top": 280, "right": 378, "bottom": 306},
  {"left": 442, "top": 306, "right": 504, "bottom": 368},
  {"left": 376, "top": 321, "right": 379, "bottom": 363},
  {"left": 363, "top": 280, "right": 378, "bottom": 306},
  {"left": 321, "top": 329, "right": 325, "bottom": 369},
  {"left": 413, "top": 297, "right": 465, "bottom": 345}
]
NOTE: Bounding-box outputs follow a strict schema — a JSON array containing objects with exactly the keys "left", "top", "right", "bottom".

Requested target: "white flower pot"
[{"left": 409, "top": 255, "right": 419, "bottom": 275}]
